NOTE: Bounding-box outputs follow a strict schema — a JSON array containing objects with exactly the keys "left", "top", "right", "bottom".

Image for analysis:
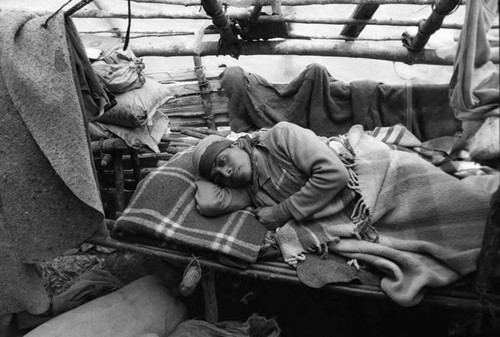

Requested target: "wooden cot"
[
  {"left": 88, "top": 63, "right": 500, "bottom": 324},
  {"left": 57, "top": 0, "right": 499, "bottom": 332}
]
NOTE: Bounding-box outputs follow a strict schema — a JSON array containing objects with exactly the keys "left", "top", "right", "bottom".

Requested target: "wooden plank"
[
  {"left": 168, "top": 115, "right": 231, "bottom": 128},
  {"left": 340, "top": 4, "right": 380, "bottom": 39},
  {"left": 148, "top": 69, "right": 224, "bottom": 84}
]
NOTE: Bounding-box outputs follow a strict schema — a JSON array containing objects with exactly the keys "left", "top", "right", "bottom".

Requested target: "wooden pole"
[
  {"left": 193, "top": 56, "right": 217, "bottom": 130},
  {"left": 125, "top": 37, "right": 500, "bottom": 65},
  {"left": 87, "top": 235, "right": 500, "bottom": 313},
  {"left": 403, "top": 0, "right": 462, "bottom": 53},
  {"left": 112, "top": 150, "right": 125, "bottom": 212},
  {"left": 77, "top": 28, "right": 409, "bottom": 41},
  {"left": 474, "top": 187, "right": 500, "bottom": 296},
  {"left": 340, "top": 4, "right": 380, "bottom": 39},
  {"left": 63, "top": 9, "right": 472, "bottom": 29}
]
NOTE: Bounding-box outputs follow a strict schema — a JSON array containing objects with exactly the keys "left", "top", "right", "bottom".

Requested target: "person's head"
[{"left": 192, "top": 135, "right": 252, "bottom": 188}]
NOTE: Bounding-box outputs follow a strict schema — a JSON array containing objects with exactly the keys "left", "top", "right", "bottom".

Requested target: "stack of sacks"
[{"left": 87, "top": 45, "right": 172, "bottom": 153}]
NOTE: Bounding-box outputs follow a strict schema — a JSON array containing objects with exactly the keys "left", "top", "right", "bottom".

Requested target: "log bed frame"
[
  {"left": 58, "top": 0, "right": 498, "bottom": 332},
  {"left": 87, "top": 65, "right": 500, "bottom": 326}
]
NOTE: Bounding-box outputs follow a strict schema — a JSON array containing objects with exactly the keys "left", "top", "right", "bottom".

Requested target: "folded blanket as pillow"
[{"left": 112, "top": 150, "right": 267, "bottom": 263}]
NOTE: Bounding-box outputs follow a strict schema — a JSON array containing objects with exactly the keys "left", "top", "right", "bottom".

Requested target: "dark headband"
[{"left": 198, "top": 139, "right": 233, "bottom": 180}]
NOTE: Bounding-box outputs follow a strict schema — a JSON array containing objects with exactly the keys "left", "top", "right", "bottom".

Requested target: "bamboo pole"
[
  {"left": 131, "top": 0, "right": 464, "bottom": 6},
  {"left": 125, "top": 37, "right": 500, "bottom": 65}
]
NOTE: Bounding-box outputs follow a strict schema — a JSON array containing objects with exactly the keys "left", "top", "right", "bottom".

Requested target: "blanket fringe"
[{"left": 331, "top": 135, "right": 379, "bottom": 243}]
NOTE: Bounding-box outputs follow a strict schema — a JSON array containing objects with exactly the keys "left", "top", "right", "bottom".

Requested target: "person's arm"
[
  {"left": 265, "top": 122, "right": 350, "bottom": 221},
  {"left": 195, "top": 179, "right": 253, "bottom": 217}
]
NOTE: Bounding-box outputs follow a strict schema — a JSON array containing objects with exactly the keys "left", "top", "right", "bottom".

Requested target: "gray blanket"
[
  {"left": 0, "top": 11, "right": 104, "bottom": 315},
  {"left": 220, "top": 63, "right": 461, "bottom": 141}
]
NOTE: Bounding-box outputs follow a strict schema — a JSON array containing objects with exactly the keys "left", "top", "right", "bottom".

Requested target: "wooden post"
[
  {"left": 112, "top": 150, "right": 125, "bottom": 212},
  {"left": 475, "top": 186, "right": 500, "bottom": 296},
  {"left": 129, "top": 148, "right": 142, "bottom": 185},
  {"left": 340, "top": 4, "right": 380, "bottom": 40},
  {"left": 193, "top": 56, "right": 217, "bottom": 130},
  {"left": 201, "top": 270, "right": 218, "bottom": 323}
]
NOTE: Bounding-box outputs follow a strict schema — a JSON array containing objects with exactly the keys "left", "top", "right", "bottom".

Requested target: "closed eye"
[{"left": 218, "top": 155, "right": 226, "bottom": 166}]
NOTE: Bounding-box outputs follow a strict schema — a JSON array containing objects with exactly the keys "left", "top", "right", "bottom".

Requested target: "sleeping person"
[{"left": 192, "top": 121, "right": 496, "bottom": 306}]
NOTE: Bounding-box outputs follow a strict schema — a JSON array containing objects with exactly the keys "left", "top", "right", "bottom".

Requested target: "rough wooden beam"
[
  {"left": 78, "top": 28, "right": 408, "bottom": 41},
  {"left": 340, "top": 4, "right": 380, "bottom": 39},
  {"left": 127, "top": 37, "right": 499, "bottom": 65}
]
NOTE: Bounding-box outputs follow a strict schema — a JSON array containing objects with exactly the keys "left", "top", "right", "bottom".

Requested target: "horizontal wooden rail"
[
  {"left": 127, "top": 37, "right": 499, "bottom": 65},
  {"left": 77, "top": 28, "right": 418, "bottom": 41},
  {"left": 131, "top": 0, "right": 464, "bottom": 6},
  {"left": 87, "top": 234, "right": 500, "bottom": 313},
  {"left": 64, "top": 9, "right": 472, "bottom": 29}
]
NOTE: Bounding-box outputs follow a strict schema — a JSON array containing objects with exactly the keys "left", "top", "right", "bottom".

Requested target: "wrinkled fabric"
[
  {"left": 220, "top": 63, "right": 460, "bottom": 141},
  {"left": 449, "top": 0, "right": 499, "bottom": 121},
  {"left": 276, "top": 125, "right": 492, "bottom": 306},
  {"left": 0, "top": 11, "right": 104, "bottom": 315}
]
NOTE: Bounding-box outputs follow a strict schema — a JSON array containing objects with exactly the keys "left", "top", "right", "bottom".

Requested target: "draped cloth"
[
  {"left": 220, "top": 63, "right": 461, "bottom": 141},
  {"left": 276, "top": 125, "right": 493, "bottom": 306},
  {"left": 449, "top": 0, "right": 499, "bottom": 159},
  {"left": 0, "top": 11, "right": 104, "bottom": 315}
]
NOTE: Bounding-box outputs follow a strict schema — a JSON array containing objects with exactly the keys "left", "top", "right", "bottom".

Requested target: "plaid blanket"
[
  {"left": 112, "top": 150, "right": 267, "bottom": 263},
  {"left": 276, "top": 125, "right": 493, "bottom": 306}
]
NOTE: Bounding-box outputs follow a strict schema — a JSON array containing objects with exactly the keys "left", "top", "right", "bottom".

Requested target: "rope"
[
  {"left": 42, "top": 0, "right": 72, "bottom": 28},
  {"left": 123, "top": 0, "right": 132, "bottom": 50},
  {"left": 64, "top": 0, "right": 95, "bottom": 18}
]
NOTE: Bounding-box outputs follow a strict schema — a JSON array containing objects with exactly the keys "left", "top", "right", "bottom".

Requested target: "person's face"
[{"left": 210, "top": 144, "right": 252, "bottom": 188}]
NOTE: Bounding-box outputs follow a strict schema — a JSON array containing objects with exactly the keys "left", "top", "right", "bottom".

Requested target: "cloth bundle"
[{"left": 112, "top": 150, "right": 268, "bottom": 263}]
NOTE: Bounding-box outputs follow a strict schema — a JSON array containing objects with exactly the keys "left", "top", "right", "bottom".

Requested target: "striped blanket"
[
  {"left": 111, "top": 150, "right": 267, "bottom": 263},
  {"left": 275, "top": 124, "right": 494, "bottom": 306}
]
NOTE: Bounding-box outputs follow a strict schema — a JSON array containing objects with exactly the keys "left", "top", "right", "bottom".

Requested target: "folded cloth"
[
  {"left": 112, "top": 150, "right": 267, "bottom": 263},
  {"left": 276, "top": 125, "right": 492, "bottom": 306},
  {"left": 0, "top": 11, "right": 104, "bottom": 315}
]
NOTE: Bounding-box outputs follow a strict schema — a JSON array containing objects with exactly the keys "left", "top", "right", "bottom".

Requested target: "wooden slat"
[
  {"left": 340, "top": 4, "right": 380, "bottom": 39},
  {"left": 161, "top": 80, "right": 222, "bottom": 96},
  {"left": 159, "top": 93, "right": 228, "bottom": 115}
]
